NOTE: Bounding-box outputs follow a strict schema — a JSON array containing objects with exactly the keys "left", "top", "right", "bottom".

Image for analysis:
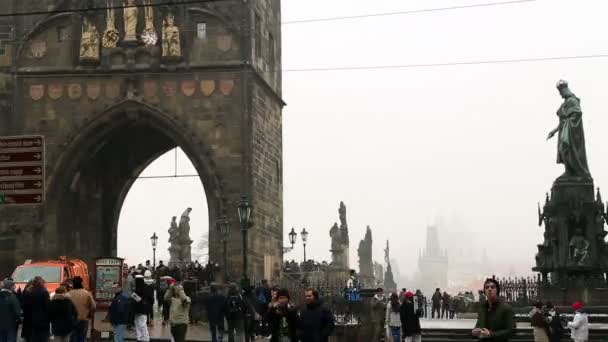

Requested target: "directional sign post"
[{"left": 0, "top": 135, "right": 45, "bottom": 206}]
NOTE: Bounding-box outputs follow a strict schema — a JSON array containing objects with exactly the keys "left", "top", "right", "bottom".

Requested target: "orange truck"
[{"left": 11, "top": 256, "right": 90, "bottom": 294}]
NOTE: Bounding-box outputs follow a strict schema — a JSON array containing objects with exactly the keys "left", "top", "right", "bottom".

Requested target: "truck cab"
[{"left": 11, "top": 257, "right": 90, "bottom": 294}]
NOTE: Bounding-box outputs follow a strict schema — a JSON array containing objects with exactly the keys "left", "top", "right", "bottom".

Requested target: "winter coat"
[
  {"left": 530, "top": 308, "right": 550, "bottom": 342},
  {"left": 225, "top": 294, "right": 247, "bottom": 321},
  {"left": 0, "top": 289, "right": 21, "bottom": 330},
  {"left": 431, "top": 291, "right": 442, "bottom": 306},
  {"left": 371, "top": 295, "right": 387, "bottom": 324},
  {"left": 48, "top": 294, "right": 78, "bottom": 336},
  {"left": 568, "top": 311, "right": 589, "bottom": 341},
  {"left": 267, "top": 302, "right": 298, "bottom": 342},
  {"left": 297, "top": 300, "right": 335, "bottom": 342},
  {"left": 69, "top": 288, "right": 96, "bottom": 321},
  {"left": 204, "top": 293, "right": 226, "bottom": 324},
  {"left": 548, "top": 312, "right": 565, "bottom": 342},
  {"left": 386, "top": 303, "right": 401, "bottom": 327},
  {"left": 474, "top": 300, "right": 514, "bottom": 342},
  {"left": 109, "top": 292, "right": 130, "bottom": 325},
  {"left": 23, "top": 286, "right": 51, "bottom": 334},
  {"left": 400, "top": 299, "right": 421, "bottom": 337},
  {"left": 165, "top": 287, "right": 191, "bottom": 325},
  {"left": 133, "top": 278, "right": 154, "bottom": 315}
]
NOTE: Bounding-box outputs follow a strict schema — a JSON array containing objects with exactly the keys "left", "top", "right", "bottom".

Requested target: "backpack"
[
  {"left": 256, "top": 290, "right": 268, "bottom": 305},
  {"left": 227, "top": 295, "right": 243, "bottom": 316}
]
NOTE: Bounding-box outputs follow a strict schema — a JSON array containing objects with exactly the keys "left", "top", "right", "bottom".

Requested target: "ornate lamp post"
[
  {"left": 150, "top": 232, "right": 158, "bottom": 270},
  {"left": 288, "top": 227, "right": 297, "bottom": 250},
  {"left": 301, "top": 228, "right": 309, "bottom": 263},
  {"left": 237, "top": 195, "right": 252, "bottom": 288},
  {"left": 217, "top": 215, "right": 230, "bottom": 279}
]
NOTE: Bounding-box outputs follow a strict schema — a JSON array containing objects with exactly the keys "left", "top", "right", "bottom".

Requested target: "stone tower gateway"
[{"left": 0, "top": 0, "right": 284, "bottom": 281}]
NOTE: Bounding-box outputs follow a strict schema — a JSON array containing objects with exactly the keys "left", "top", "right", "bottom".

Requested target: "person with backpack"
[
  {"left": 48, "top": 286, "right": 78, "bottom": 342},
  {"left": 204, "top": 285, "right": 226, "bottom": 342},
  {"left": 225, "top": 286, "right": 247, "bottom": 342},
  {"left": 546, "top": 303, "right": 564, "bottom": 342},
  {"left": 108, "top": 285, "right": 129, "bottom": 342},
  {"left": 385, "top": 293, "right": 401, "bottom": 342}
]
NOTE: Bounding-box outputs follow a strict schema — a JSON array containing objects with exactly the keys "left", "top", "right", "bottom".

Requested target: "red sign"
[{"left": 0, "top": 135, "right": 45, "bottom": 206}]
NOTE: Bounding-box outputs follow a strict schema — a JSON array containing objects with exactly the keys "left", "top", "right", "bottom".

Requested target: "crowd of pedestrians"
[{"left": 369, "top": 287, "right": 422, "bottom": 342}]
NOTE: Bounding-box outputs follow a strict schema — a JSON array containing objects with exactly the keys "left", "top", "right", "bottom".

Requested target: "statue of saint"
[
  {"left": 168, "top": 216, "right": 181, "bottom": 263},
  {"left": 329, "top": 223, "right": 340, "bottom": 252},
  {"left": 162, "top": 13, "right": 181, "bottom": 58},
  {"left": 123, "top": 0, "right": 138, "bottom": 42},
  {"left": 179, "top": 207, "right": 193, "bottom": 262},
  {"left": 79, "top": 17, "right": 100, "bottom": 61},
  {"left": 569, "top": 228, "right": 590, "bottom": 266},
  {"left": 546, "top": 80, "right": 591, "bottom": 179},
  {"left": 102, "top": 0, "right": 119, "bottom": 48},
  {"left": 339, "top": 201, "right": 347, "bottom": 229}
]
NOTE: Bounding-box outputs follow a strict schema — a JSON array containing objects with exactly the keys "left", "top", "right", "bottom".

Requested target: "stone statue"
[
  {"left": 141, "top": 0, "right": 158, "bottom": 46},
  {"left": 162, "top": 12, "right": 181, "bottom": 58},
  {"left": 79, "top": 17, "right": 100, "bottom": 61},
  {"left": 168, "top": 216, "right": 181, "bottom": 264},
  {"left": 123, "top": 0, "right": 138, "bottom": 42},
  {"left": 330, "top": 223, "right": 340, "bottom": 252},
  {"left": 179, "top": 207, "right": 193, "bottom": 262},
  {"left": 102, "top": 0, "right": 119, "bottom": 48},
  {"left": 339, "top": 201, "right": 347, "bottom": 229},
  {"left": 546, "top": 80, "right": 590, "bottom": 179},
  {"left": 569, "top": 228, "right": 590, "bottom": 266},
  {"left": 357, "top": 226, "right": 374, "bottom": 285},
  {"left": 384, "top": 240, "right": 390, "bottom": 265}
]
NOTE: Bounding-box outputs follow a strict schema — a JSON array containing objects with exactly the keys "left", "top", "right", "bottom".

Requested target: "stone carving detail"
[
  {"left": 569, "top": 228, "right": 590, "bottom": 267},
  {"left": 123, "top": 0, "right": 138, "bottom": 42},
  {"left": 80, "top": 17, "right": 100, "bottom": 62},
  {"left": 102, "top": 0, "right": 119, "bottom": 48},
  {"left": 162, "top": 13, "right": 181, "bottom": 59},
  {"left": 141, "top": 0, "right": 158, "bottom": 46}
]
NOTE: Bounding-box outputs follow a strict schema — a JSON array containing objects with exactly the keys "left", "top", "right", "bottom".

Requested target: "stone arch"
[
  {"left": 43, "top": 99, "right": 226, "bottom": 263},
  {"left": 16, "top": 12, "right": 75, "bottom": 59}
]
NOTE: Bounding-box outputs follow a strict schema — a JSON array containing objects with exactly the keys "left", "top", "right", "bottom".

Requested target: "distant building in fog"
[{"left": 414, "top": 225, "right": 448, "bottom": 294}]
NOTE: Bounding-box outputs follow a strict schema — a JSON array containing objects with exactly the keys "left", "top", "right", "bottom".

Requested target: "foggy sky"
[{"left": 119, "top": 0, "right": 608, "bottom": 279}]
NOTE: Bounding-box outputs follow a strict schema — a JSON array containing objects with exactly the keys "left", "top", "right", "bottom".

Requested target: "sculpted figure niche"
[
  {"left": 546, "top": 80, "right": 591, "bottom": 180},
  {"left": 123, "top": 0, "right": 138, "bottom": 42},
  {"left": 102, "top": 0, "right": 119, "bottom": 48},
  {"left": 141, "top": 0, "right": 158, "bottom": 46},
  {"left": 79, "top": 17, "right": 100, "bottom": 62},
  {"left": 162, "top": 12, "right": 181, "bottom": 59}
]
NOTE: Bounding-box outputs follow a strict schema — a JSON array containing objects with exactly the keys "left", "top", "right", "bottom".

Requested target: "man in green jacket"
[{"left": 472, "top": 278, "right": 514, "bottom": 342}]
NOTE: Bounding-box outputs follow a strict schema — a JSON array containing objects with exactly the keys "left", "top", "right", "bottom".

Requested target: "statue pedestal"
[{"left": 534, "top": 176, "right": 608, "bottom": 290}]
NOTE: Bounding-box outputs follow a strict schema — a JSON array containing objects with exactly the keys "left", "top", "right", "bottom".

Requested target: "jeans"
[
  {"left": 209, "top": 320, "right": 225, "bottom": 342},
  {"left": 389, "top": 326, "right": 400, "bottom": 342},
  {"left": 227, "top": 319, "right": 244, "bottom": 342},
  {"left": 112, "top": 325, "right": 126, "bottom": 342},
  {"left": 0, "top": 328, "right": 17, "bottom": 342},
  {"left": 134, "top": 314, "right": 150, "bottom": 342},
  {"left": 70, "top": 320, "right": 88, "bottom": 342},
  {"left": 170, "top": 324, "right": 188, "bottom": 342}
]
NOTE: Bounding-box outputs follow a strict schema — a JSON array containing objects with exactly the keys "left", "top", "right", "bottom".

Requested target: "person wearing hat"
[
  {"left": 0, "top": 278, "right": 21, "bottom": 342},
  {"left": 400, "top": 291, "right": 421, "bottom": 342},
  {"left": 567, "top": 301, "right": 588, "bottom": 342},
  {"left": 472, "top": 278, "right": 514, "bottom": 342},
  {"left": 267, "top": 288, "right": 297, "bottom": 342}
]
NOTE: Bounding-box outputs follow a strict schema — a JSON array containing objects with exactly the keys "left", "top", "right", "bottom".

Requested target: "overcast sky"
[{"left": 119, "top": 0, "right": 608, "bottom": 279}]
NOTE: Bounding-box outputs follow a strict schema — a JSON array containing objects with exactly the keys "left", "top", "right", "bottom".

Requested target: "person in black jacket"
[
  {"left": 225, "top": 286, "right": 247, "bottom": 342},
  {"left": 22, "top": 276, "right": 50, "bottom": 342},
  {"left": 546, "top": 303, "right": 564, "bottom": 342},
  {"left": 400, "top": 292, "right": 421, "bottom": 342},
  {"left": 48, "top": 286, "right": 77, "bottom": 342},
  {"left": 298, "top": 288, "right": 335, "bottom": 342},
  {"left": 132, "top": 275, "right": 151, "bottom": 342},
  {"left": 108, "top": 285, "right": 130, "bottom": 342},
  {"left": 267, "top": 288, "right": 298, "bottom": 342},
  {"left": 204, "top": 285, "right": 226, "bottom": 342},
  {"left": 0, "top": 278, "right": 22, "bottom": 342}
]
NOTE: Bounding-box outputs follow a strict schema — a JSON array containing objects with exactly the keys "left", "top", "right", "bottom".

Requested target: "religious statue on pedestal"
[
  {"left": 141, "top": 0, "right": 158, "bottom": 46},
  {"left": 79, "top": 17, "right": 100, "bottom": 62},
  {"left": 123, "top": 0, "right": 138, "bottom": 42},
  {"left": 168, "top": 216, "right": 181, "bottom": 264},
  {"left": 162, "top": 12, "right": 181, "bottom": 58},
  {"left": 546, "top": 80, "right": 591, "bottom": 180},
  {"left": 179, "top": 207, "right": 193, "bottom": 262}
]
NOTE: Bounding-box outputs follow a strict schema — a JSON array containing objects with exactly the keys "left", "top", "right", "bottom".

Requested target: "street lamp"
[
  {"left": 301, "top": 228, "right": 309, "bottom": 263},
  {"left": 288, "top": 227, "right": 297, "bottom": 250},
  {"left": 217, "top": 215, "right": 230, "bottom": 279},
  {"left": 150, "top": 232, "right": 158, "bottom": 270},
  {"left": 237, "top": 195, "right": 252, "bottom": 288}
]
